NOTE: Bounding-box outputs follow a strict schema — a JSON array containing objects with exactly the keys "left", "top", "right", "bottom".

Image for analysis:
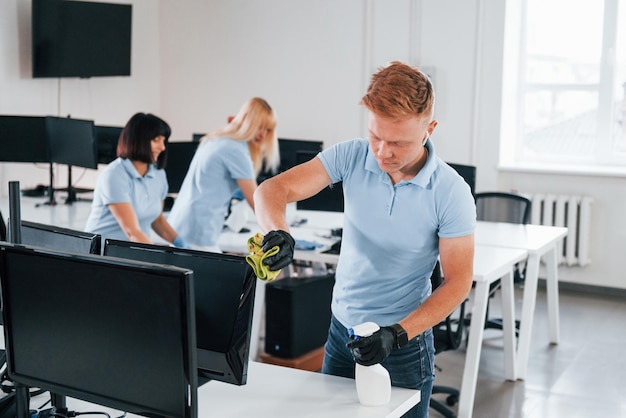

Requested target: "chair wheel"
[{"left": 446, "top": 394, "right": 458, "bottom": 406}]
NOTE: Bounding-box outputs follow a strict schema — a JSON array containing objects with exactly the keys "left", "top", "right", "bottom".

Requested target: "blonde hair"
[
  {"left": 361, "top": 61, "right": 435, "bottom": 120},
  {"left": 204, "top": 97, "right": 279, "bottom": 174}
]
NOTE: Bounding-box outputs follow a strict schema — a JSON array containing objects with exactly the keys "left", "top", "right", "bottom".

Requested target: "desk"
[
  {"left": 221, "top": 220, "right": 527, "bottom": 418},
  {"left": 0, "top": 199, "right": 548, "bottom": 418},
  {"left": 459, "top": 245, "right": 527, "bottom": 418},
  {"left": 15, "top": 361, "right": 419, "bottom": 418},
  {"left": 475, "top": 221, "right": 568, "bottom": 379},
  {"left": 218, "top": 209, "right": 344, "bottom": 264}
]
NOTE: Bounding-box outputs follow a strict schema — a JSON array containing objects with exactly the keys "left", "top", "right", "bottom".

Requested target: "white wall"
[
  {"left": 0, "top": 0, "right": 161, "bottom": 192},
  {"left": 1, "top": 0, "right": 625, "bottom": 290}
]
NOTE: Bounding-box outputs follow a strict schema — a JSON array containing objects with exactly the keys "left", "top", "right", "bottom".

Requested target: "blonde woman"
[{"left": 167, "top": 97, "right": 279, "bottom": 251}]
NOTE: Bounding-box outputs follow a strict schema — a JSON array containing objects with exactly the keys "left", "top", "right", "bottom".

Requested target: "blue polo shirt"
[
  {"left": 167, "top": 138, "right": 255, "bottom": 247},
  {"left": 317, "top": 138, "right": 476, "bottom": 329},
  {"left": 85, "top": 158, "right": 168, "bottom": 242}
]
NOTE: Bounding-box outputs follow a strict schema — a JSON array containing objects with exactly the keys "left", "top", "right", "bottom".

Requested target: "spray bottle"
[{"left": 348, "top": 322, "right": 391, "bottom": 406}]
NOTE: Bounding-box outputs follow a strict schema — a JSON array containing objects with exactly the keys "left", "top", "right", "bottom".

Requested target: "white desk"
[
  {"left": 475, "top": 221, "right": 567, "bottom": 379},
  {"left": 218, "top": 209, "right": 344, "bottom": 264},
  {"left": 17, "top": 361, "right": 419, "bottom": 418},
  {"left": 220, "top": 219, "right": 528, "bottom": 418},
  {"left": 0, "top": 199, "right": 551, "bottom": 418},
  {"left": 458, "top": 245, "right": 527, "bottom": 418}
]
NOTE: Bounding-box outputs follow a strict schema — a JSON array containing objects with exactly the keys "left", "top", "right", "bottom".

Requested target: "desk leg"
[
  {"left": 249, "top": 280, "right": 267, "bottom": 362},
  {"left": 458, "top": 281, "right": 489, "bottom": 418},
  {"left": 499, "top": 270, "right": 517, "bottom": 381},
  {"left": 545, "top": 246, "right": 560, "bottom": 344},
  {"left": 516, "top": 253, "right": 540, "bottom": 380}
]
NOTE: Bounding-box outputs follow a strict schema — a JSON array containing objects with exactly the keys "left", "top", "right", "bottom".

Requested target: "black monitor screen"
[
  {"left": 103, "top": 239, "right": 256, "bottom": 386},
  {"left": 32, "top": 0, "right": 132, "bottom": 78},
  {"left": 257, "top": 138, "right": 323, "bottom": 182},
  {"left": 448, "top": 162, "right": 477, "bottom": 198},
  {"left": 47, "top": 117, "right": 97, "bottom": 169},
  {"left": 166, "top": 142, "right": 198, "bottom": 194},
  {"left": 0, "top": 116, "right": 49, "bottom": 163},
  {"left": 295, "top": 150, "right": 344, "bottom": 212},
  {"left": 0, "top": 243, "right": 197, "bottom": 418},
  {"left": 7, "top": 220, "right": 101, "bottom": 255},
  {"left": 95, "top": 125, "right": 122, "bottom": 164}
]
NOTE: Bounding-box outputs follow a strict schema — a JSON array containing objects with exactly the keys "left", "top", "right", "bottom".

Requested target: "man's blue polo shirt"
[{"left": 317, "top": 138, "right": 476, "bottom": 329}]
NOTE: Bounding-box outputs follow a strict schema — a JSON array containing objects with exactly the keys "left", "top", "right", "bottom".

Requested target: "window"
[{"left": 501, "top": 0, "right": 626, "bottom": 169}]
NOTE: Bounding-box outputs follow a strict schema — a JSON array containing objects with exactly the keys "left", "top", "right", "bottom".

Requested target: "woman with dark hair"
[{"left": 85, "top": 112, "right": 186, "bottom": 247}]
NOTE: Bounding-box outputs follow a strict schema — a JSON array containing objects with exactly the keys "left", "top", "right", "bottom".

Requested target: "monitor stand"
[
  {"left": 35, "top": 163, "right": 57, "bottom": 207},
  {"left": 56, "top": 165, "right": 93, "bottom": 205},
  {"left": 50, "top": 393, "right": 68, "bottom": 416}
]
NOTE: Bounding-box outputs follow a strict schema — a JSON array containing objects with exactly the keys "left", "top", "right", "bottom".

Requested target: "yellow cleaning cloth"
[{"left": 246, "top": 233, "right": 281, "bottom": 281}]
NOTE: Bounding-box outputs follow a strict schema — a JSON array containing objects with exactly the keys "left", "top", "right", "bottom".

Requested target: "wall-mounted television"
[{"left": 32, "top": 0, "right": 132, "bottom": 78}]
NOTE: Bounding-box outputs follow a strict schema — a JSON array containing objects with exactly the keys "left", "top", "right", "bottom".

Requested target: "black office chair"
[
  {"left": 475, "top": 191, "right": 531, "bottom": 334},
  {"left": 429, "top": 261, "right": 467, "bottom": 418}
]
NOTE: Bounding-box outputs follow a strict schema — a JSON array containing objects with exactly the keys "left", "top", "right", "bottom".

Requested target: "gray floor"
[{"left": 431, "top": 282, "right": 626, "bottom": 418}]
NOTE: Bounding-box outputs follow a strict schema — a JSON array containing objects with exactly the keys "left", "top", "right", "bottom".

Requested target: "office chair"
[
  {"left": 474, "top": 191, "right": 531, "bottom": 333},
  {"left": 429, "top": 261, "right": 467, "bottom": 418}
]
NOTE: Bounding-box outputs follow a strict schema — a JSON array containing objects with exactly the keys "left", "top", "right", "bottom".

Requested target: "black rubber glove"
[
  {"left": 261, "top": 230, "right": 295, "bottom": 271},
  {"left": 346, "top": 326, "right": 396, "bottom": 366}
]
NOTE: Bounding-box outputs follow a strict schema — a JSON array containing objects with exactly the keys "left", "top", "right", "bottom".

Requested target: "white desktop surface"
[
  {"left": 19, "top": 362, "right": 419, "bottom": 418},
  {"left": 195, "top": 361, "right": 419, "bottom": 418}
]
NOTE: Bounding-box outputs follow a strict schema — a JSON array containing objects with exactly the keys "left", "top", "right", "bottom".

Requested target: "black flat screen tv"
[
  {"left": 103, "top": 239, "right": 256, "bottom": 386},
  {"left": 32, "top": 0, "right": 132, "bottom": 78},
  {"left": 0, "top": 243, "right": 198, "bottom": 418}
]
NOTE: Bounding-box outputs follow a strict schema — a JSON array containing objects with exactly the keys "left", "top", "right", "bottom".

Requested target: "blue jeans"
[{"left": 322, "top": 315, "right": 435, "bottom": 418}]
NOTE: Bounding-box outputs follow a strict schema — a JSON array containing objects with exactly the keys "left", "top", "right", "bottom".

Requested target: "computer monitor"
[
  {"left": 448, "top": 162, "right": 477, "bottom": 198},
  {"left": 95, "top": 125, "right": 122, "bottom": 164},
  {"left": 294, "top": 150, "right": 344, "bottom": 212},
  {"left": 47, "top": 116, "right": 97, "bottom": 169},
  {"left": 166, "top": 141, "right": 198, "bottom": 194},
  {"left": 46, "top": 116, "right": 97, "bottom": 203},
  {"left": 0, "top": 242, "right": 198, "bottom": 418},
  {"left": 103, "top": 239, "right": 256, "bottom": 386},
  {"left": 7, "top": 220, "right": 101, "bottom": 255},
  {"left": 257, "top": 138, "right": 324, "bottom": 182},
  {"left": 0, "top": 115, "right": 50, "bottom": 163}
]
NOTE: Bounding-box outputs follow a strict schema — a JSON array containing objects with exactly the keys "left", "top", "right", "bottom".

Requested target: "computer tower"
[{"left": 265, "top": 274, "right": 335, "bottom": 358}]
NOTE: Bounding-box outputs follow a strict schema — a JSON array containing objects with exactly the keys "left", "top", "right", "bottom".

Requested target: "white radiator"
[{"left": 526, "top": 193, "right": 593, "bottom": 267}]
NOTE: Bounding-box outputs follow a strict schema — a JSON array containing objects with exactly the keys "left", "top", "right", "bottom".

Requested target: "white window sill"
[{"left": 498, "top": 162, "right": 626, "bottom": 178}]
